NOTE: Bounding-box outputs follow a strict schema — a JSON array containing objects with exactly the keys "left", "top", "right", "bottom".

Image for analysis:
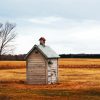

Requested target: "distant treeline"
[
  {"left": 0, "top": 54, "right": 26, "bottom": 61},
  {"left": 60, "top": 54, "right": 100, "bottom": 58},
  {"left": 1, "top": 54, "right": 100, "bottom": 61}
]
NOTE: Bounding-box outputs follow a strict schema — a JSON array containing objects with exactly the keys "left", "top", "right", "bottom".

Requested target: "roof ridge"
[{"left": 25, "top": 44, "right": 60, "bottom": 59}]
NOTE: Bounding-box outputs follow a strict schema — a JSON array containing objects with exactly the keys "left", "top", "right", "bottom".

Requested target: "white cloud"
[
  {"left": 1, "top": 0, "right": 100, "bottom": 20},
  {"left": 14, "top": 18, "right": 100, "bottom": 54},
  {"left": 15, "top": 34, "right": 35, "bottom": 54},
  {"left": 28, "top": 16, "right": 63, "bottom": 24},
  {"left": 1, "top": 0, "right": 100, "bottom": 54}
]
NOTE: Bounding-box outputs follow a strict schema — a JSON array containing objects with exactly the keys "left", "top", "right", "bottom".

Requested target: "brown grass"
[
  {"left": 0, "top": 67, "right": 100, "bottom": 100},
  {"left": 0, "top": 61, "right": 26, "bottom": 69},
  {"left": 1, "top": 58, "right": 100, "bottom": 70},
  {"left": 1, "top": 68, "right": 100, "bottom": 90},
  {"left": 0, "top": 59, "right": 100, "bottom": 99},
  {"left": 59, "top": 58, "right": 100, "bottom": 68}
]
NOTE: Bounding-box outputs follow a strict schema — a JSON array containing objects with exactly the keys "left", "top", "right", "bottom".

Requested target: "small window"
[
  {"left": 48, "top": 60, "right": 53, "bottom": 65},
  {"left": 34, "top": 50, "right": 38, "bottom": 54}
]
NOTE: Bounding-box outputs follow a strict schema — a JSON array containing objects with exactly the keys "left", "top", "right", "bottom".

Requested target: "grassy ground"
[
  {"left": 0, "top": 61, "right": 26, "bottom": 69},
  {"left": 0, "top": 59, "right": 100, "bottom": 100},
  {"left": 1, "top": 58, "right": 100, "bottom": 69},
  {"left": 59, "top": 58, "right": 100, "bottom": 68},
  {"left": 0, "top": 68, "right": 100, "bottom": 99}
]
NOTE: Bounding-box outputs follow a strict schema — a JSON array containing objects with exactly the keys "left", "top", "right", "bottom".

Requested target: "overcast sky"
[{"left": 0, "top": 0, "right": 100, "bottom": 54}]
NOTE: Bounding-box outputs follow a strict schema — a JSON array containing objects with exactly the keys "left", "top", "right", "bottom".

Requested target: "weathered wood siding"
[
  {"left": 26, "top": 49, "right": 47, "bottom": 84},
  {"left": 48, "top": 59, "right": 58, "bottom": 84}
]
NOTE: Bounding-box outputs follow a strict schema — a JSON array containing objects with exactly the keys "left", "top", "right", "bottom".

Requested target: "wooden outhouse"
[{"left": 25, "top": 37, "right": 60, "bottom": 84}]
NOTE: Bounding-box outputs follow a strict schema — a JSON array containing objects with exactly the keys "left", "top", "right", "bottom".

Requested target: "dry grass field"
[
  {"left": 0, "top": 61, "right": 26, "bottom": 69},
  {"left": 1, "top": 58, "right": 100, "bottom": 69},
  {"left": 0, "top": 59, "right": 100, "bottom": 100},
  {"left": 59, "top": 58, "right": 100, "bottom": 68}
]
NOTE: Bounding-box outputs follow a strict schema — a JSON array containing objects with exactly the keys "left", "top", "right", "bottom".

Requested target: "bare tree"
[{"left": 0, "top": 22, "right": 16, "bottom": 57}]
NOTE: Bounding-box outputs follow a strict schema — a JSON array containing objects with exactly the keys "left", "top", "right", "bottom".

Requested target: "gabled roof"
[{"left": 25, "top": 45, "right": 60, "bottom": 59}]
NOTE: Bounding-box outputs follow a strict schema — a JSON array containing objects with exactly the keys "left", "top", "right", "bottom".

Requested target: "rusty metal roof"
[{"left": 25, "top": 45, "right": 60, "bottom": 59}]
